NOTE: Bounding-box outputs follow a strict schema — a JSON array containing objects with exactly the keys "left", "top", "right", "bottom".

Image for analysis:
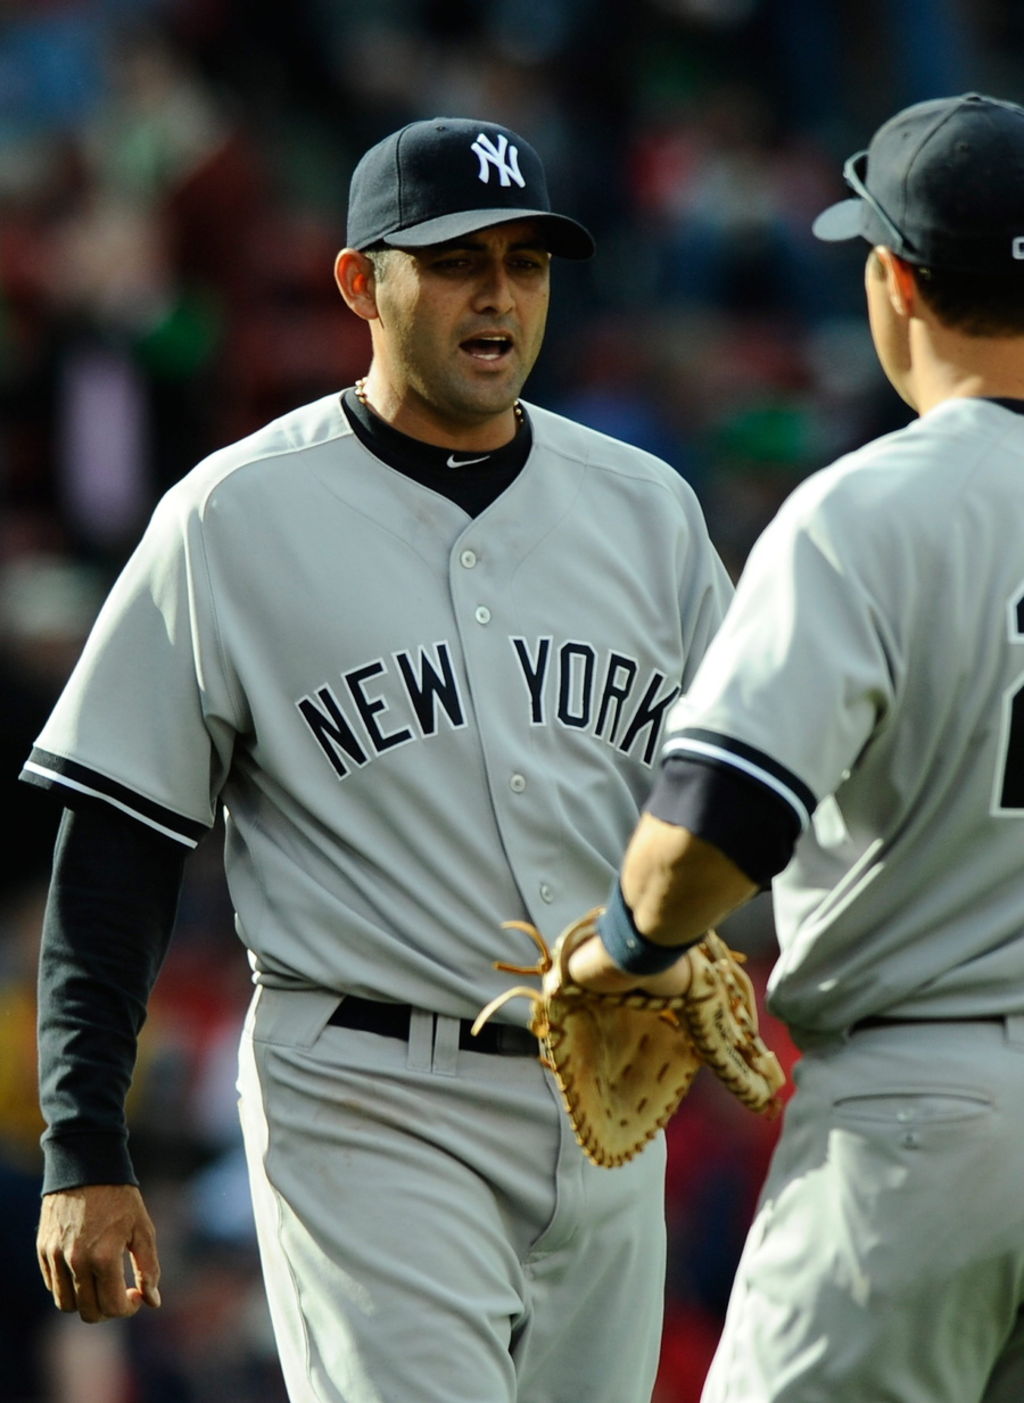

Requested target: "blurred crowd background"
[{"left": 0, "top": 1, "right": 1018, "bottom": 1399}]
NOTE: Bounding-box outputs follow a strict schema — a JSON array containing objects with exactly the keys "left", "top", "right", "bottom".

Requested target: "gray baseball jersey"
[
  {"left": 25, "top": 392, "right": 732, "bottom": 1020},
  {"left": 663, "top": 395, "right": 1024, "bottom": 1034}
]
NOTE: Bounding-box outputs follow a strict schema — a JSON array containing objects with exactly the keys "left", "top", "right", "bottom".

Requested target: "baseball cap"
[
  {"left": 812, "top": 92, "right": 1024, "bottom": 272},
  {"left": 345, "top": 116, "right": 595, "bottom": 259}
]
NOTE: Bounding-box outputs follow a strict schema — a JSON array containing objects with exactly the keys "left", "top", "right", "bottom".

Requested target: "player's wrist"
[{"left": 596, "top": 882, "right": 687, "bottom": 976}]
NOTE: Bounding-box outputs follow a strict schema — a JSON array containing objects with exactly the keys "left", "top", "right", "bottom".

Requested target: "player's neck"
[
  {"left": 904, "top": 323, "right": 1024, "bottom": 415},
  {"left": 354, "top": 377, "right": 522, "bottom": 452}
]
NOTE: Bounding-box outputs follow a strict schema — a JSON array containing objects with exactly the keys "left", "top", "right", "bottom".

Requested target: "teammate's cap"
[
  {"left": 812, "top": 92, "right": 1024, "bottom": 272},
  {"left": 345, "top": 116, "right": 595, "bottom": 259}
]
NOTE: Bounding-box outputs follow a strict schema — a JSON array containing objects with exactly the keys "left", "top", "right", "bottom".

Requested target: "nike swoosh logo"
[{"left": 446, "top": 453, "right": 490, "bottom": 469}]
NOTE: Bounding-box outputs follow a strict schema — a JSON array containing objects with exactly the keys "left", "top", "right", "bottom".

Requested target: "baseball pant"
[
  {"left": 237, "top": 984, "right": 667, "bottom": 1403},
  {"left": 702, "top": 1015, "right": 1024, "bottom": 1402}
]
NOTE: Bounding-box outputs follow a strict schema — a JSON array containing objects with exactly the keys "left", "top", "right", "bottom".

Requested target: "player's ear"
[
  {"left": 335, "top": 249, "right": 379, "bottom": 321},
  {"left": 875, "top": 247, "right": 916, "bottom": 317}
]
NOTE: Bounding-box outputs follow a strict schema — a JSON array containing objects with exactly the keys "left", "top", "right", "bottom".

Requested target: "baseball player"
[
  {"left": 22, "top": 117, "right": 734, "bottom": 1403},
  {"left": 565, "top": 93, "right": 1024, "bottom": 1402}
]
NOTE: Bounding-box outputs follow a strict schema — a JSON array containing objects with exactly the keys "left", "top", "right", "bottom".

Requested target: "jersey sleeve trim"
[
  {"left": 20, "top": 748, "right": 208, "bottom": 848},
  {"left": 661, "top": 727, "right": 817, "bottom": 832}
]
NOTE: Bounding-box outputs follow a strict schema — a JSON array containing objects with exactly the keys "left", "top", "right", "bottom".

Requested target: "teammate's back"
[
  {"left": 760, "top": 396, "right": 1024, "bottom": 1027},
  {"left": 565, "top": 91, "right": 1024, "bottom": 1403}
]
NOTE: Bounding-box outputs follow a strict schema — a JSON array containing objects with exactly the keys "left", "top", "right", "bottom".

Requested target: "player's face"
[{"left": 368, "top": 220, "right": 551, "bottom": 443}]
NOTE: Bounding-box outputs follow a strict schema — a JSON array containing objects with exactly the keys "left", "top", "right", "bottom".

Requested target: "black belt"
[
  {"left": 851, "top": 1013, "right": 1006, "bottom": 1033},
  {"left": 328, "top": 995, "right": 537, "bottom": 1057}
]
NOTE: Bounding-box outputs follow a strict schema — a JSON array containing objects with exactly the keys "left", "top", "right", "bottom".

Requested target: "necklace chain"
[{"left": 354, "top": 378, "right": 524, "bottom": 425}]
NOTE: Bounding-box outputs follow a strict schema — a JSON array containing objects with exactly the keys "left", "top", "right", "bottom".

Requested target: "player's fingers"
[
  {"left": 75, "top": 1277, "right": 117, "bottom": 1324},
  {"left": 566, "top": 935, "right": 644, "bottom": 991},
  {"left": 70, "top": 1244, "right": 142, "bottom": 1323},
  {"left": 47, "top": 1258, "right": 111, "bottom": 1323},
  {"left": 90, "top": 1245, "right": 151, "bottom": 1321},
  {"left": 128, "top": 1236, "right": 162, "bottom": 1310},
  {"left": 37, "top": 1225, "right": 96, "bottom": 1317},
  {"left": 52, "top": 1239, "right": 142, "bottom": 1322},
  {"left": 567, "top": 934, "right": 695, "bottom": 996},
  {"left": 37, "top": 1241, "right": 52, "bottom": 1294},
  {"left": 126, "top": 1281, "right": 161, "bottom": 1311},
  {"left": 638, "top": 954, "right": 695, "bottom": 998},
  {"left": 38, "top": 1244, "right": 78, "bottom": 1313}
]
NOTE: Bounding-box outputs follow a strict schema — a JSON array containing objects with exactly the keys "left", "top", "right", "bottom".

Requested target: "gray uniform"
[
  {"left": 662, "top": 396, "right": 1024, "bottom": 1401},
  {"left": 26, "top": 391, "right": 732, "bottom": 1403}
]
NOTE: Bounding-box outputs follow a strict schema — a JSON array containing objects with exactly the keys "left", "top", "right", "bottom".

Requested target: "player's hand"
[
  {"left": 566, "top": 933, "right": 695, "bottom": 997},
  {"left": 37, "top": 1184, "right": 162, "bottom": 1323}
]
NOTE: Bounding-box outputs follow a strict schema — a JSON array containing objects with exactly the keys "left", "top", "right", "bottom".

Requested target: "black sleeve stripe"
[
  {"left": 661, "top": 727, "right": 817, "bottom": 830},
  {"left": 20, "top": 748, "right": 208, "bottom": 848}
]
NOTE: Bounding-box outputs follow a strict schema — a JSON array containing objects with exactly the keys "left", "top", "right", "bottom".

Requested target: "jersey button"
[
  {"left": 539, "top": 883, "right": 554, "bottom": 903},
  {"left": 509, "top": 773, "right": 526, "bottom": 792},
  {"left": 460, "top": 549, "right": 477, "bottom": 568},
  {"left": 474, "top": 605, "right": 491, "bottom": 624}
]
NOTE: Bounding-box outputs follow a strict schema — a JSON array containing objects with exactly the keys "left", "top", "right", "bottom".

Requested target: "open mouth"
[{"left": 460, "top": 334, "right": 514, "bottom": 362}]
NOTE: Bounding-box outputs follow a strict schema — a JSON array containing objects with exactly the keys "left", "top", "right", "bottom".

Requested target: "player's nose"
[{"left": 471, "top": 262, "right": 515, "bottom": 314}]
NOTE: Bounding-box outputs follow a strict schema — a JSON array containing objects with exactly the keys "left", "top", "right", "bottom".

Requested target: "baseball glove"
[
  {"left": 683, "top": 928, "right": 786, "bottom": 1116},
  {"left": 472, "top": 910, "right": 784, "bottom": 1168}
]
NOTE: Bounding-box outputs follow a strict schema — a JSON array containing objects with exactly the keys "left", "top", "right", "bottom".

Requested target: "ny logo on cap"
[{"left": 471, "top": 133, "right": 525, "bottom": 188}]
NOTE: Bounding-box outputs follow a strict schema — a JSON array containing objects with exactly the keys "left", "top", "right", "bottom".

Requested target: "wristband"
[{"left": 596, "top": 882, "right": 684, "bottom": 976}]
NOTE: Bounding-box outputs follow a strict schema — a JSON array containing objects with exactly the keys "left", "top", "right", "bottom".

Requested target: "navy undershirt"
[
  {"left": 645, "top": 754, "right": 801, "bottom": 888},
  {"left": 340, "top": 387, "right": 532, "bottom": 516},
  {"left": 37, "top": 804, "right": 185, "bottom": 1190}
]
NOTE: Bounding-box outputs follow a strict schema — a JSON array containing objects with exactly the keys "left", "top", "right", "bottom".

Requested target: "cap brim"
[
  {"left": 811, "top": 197, "right": 870, "bottom": 243},
  {"left": 812, "top": 196, "right": 893, "bottom": 248},
  {"left": 382, "top": 207, "right": 595, "bottom": 259}
]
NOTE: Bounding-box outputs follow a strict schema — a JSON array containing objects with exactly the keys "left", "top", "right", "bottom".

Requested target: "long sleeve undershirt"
[{"left": 36, "top": 804, "right": 186, "bottom": 1193}]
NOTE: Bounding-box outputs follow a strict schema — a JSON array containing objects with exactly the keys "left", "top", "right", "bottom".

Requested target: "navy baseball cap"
[
  {"left": 813, "top": 92, "right": 1024, "bottom": 272},
  {"left": 345, "top": 116, "right": 595, "bottom": 259}
]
